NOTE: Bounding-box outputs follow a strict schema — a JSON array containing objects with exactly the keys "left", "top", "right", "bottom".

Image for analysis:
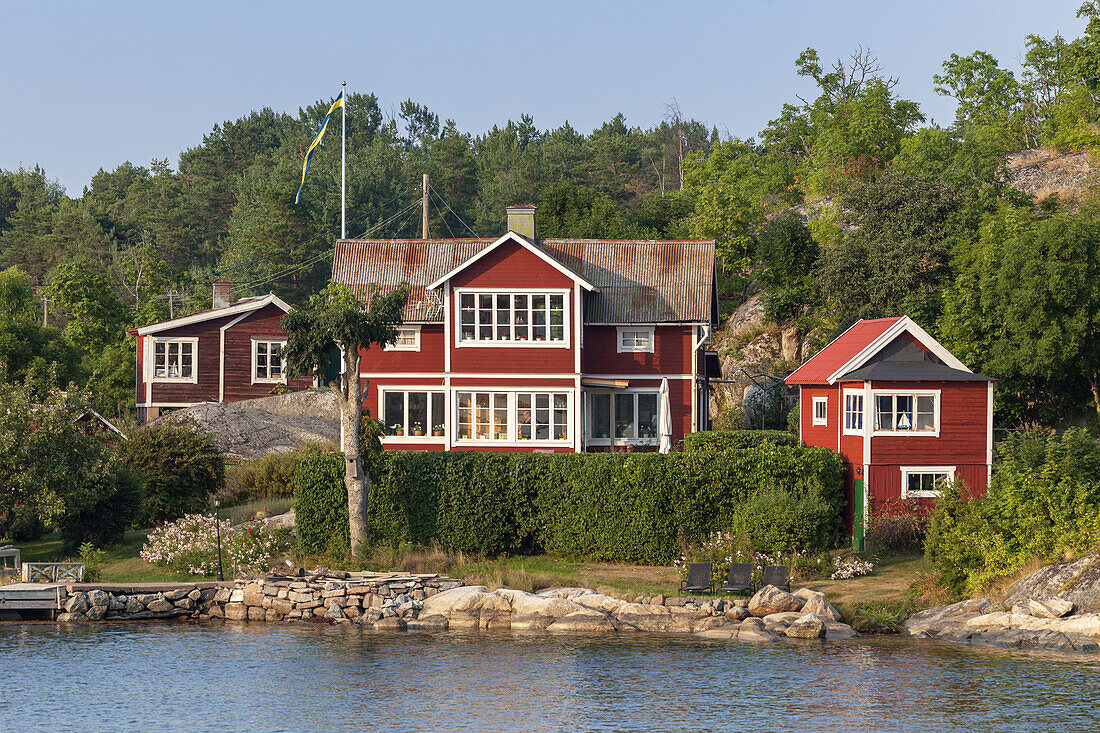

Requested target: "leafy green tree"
[
  {"left": 753, "top": 214, "right": 819, "bottom": 329},
  {"left": 933, "top": 50, "right": 1027, "bottom": 144},
  {"left": 282, "top": 282, "right": 409, "bottom": 551},
  {"left": 0, "top": 166, "right": 65, "bottom": 277},
  {"left": 124, "top": 423, "right": 225, "bottom": 525},
  {"left": 45, "top": 259, "right": 124, "bottom": 352}
]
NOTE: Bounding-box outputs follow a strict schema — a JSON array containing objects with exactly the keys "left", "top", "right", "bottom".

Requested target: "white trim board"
[
  {"left": 826, "top": 316, "right": 971, "bottom": 384},
  {"left": 137, "top": 293, "right": 291, "bottom": 336}
]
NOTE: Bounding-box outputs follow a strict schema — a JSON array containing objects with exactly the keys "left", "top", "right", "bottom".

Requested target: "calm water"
[{"left": 2, "top": 623, "right": 1099, "bottom": 732}]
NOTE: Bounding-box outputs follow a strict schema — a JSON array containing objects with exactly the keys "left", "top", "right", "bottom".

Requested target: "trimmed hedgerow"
[
  {"left": 296, "top": 445, "right": 845, "bottom": 564},
  {"left": 293, "top": 450, "right": 349, "bottom": 554},
  {"left": 684, "top": 429, "right": 799, "bottom": 452}
]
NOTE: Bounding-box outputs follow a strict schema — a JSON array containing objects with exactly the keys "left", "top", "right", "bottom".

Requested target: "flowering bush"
[
  {"left": 140, "top": 514, "right": 293, "bottom": 576},
  {"left": 831, "top": 556, "right": 874, "bottom": 580},
  {"left": 675, "top": 530, "right": 832, "bottom": 582}
]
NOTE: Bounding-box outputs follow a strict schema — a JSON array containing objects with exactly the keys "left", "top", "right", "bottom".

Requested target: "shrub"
[
  {"left": 140, "top": 514, "right": 293, "bottom": 576},
  {"left": 124, "top": 424, "right": 225, "bottom": 525},
  {"left": 294, "top": 450, "right": 349, "bottom": 554},
  {"left": 58, "top": 455, "right": 143, "bottom": 547},
  {"left": 223, "top": 447, "right": 318, "bottom": 505},
  {"left": 294, "top": 444, "right": 846, "bottom": 565},
  {"left": 865, "top": 497, "right": 930, "bottom": 554},
  {"left": 684, "top": 429, "right": 799, "bottom": 452},
  {"left": 925, "top": 428, "right": 1100, "bottom": 597},
  {"left": 78, "top": 542, "right": 107, "bottom": 582}
]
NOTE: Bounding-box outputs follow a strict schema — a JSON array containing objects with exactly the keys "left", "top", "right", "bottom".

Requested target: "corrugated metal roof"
[{"left": 331, "top": 237, "right": 716, "bottom": 324}]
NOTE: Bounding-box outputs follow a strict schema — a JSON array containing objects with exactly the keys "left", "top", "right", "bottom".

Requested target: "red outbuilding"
[
  {"left": 785, "top": 316, "right": 994, "bottom": 548},
  {"left": 332, "top": 206, "right": 719, "bottom": 453},
  {"left": 129, "top": 282, "right": 312, "bottom": 422}
]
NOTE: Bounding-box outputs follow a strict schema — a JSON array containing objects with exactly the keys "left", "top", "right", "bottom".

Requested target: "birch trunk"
[{"left": 338, "top": 347, "right": 369, "bottom": 553}]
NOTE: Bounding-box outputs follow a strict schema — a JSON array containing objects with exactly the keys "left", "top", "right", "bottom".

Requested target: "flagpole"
[{"left": 341, "top": 81, "right": 347, "bottom": 240}]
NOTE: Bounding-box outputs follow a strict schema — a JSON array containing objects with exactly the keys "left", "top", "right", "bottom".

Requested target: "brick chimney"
[
  {"left": 506, "top": 205, "right": 537, "bottom": 241},
  {"left": 212, "top": 280, "right": 232, "bottom": 309}
]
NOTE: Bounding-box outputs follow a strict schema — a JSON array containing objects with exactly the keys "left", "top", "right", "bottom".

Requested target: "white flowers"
[
  {"left": 141, "top": 513, "right": 291, "bottom": 577},
  {"left": 830, "top": 556, "right": 874, "bottom": 580}
]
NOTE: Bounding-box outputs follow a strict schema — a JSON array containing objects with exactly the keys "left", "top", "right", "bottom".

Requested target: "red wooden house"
[
  {"left": 785, "top": 316, "right": 994, "bottom": 548},
  {"left": 332, "top": 206, "right": 719, "bottom": 452},
  {"left": 130, "top": 282, "right": 312, "bottom": 422}
]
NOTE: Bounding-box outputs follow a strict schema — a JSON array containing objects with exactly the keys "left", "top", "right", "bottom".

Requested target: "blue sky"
[{"left": 0, "top": 1, "right": 1087, "bottom": 193}]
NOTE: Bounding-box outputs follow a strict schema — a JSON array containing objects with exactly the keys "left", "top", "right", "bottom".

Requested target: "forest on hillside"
[{"left": 4, "top": 5, "right": 1100, "bottom": 426}]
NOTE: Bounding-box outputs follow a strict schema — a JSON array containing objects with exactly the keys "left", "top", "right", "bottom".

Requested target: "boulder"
[
  {"left": 797, "top": 591, "right": 843, "bottom": 622},
  {"left": 64, "top": 592, "right": 89, "bottom": 615},
  {"left": 420, "top": 586, "right": 511, "bottom": 628},
  {"left": 165, "top": 587, "right": 191, "bottom": 602},
  {"left": 87, "top": 589, "right": 109, "bottom": 608},
  {"left": 1017, "top": 597, "right": 1076, "bottom": 619},
  {"left": 86, "top": 604, "right": 108, "bottom": 621},
  {"left": 748, "top": 585, "right": 803, "bottom": 617},
  {"left": 56, "top": 612, "right": 87, "bottom": 622},
  {"left": 902, "top": 598, "right": 999, "bottom": 636},
  {"left": 1004, "top": 556, "right": 1100, "bottom": 612},
  {"left": 324, "top": 603, "right": 346, "bottom": 621},
  {"left": 693, "top": 616, "right": 732, "bottom": 632},
  {"left": 614, "top": 603, "right": 677, "bottom": 632},
  {"left": 107, "top": 594, "right": 125, "bottom": 612},
  {"left": 762, "top": 611, "right": 802, "bottom": 635},
  {"left": 696, "top": 626, "right": 740, "bottom": 639},
  {"left": 373, "top": 616, "right": 408, "bottom": 632},
  {"left": 725, "top": 607, "right": 751, "bottom": 622},
  {"left": 146, "top": 596, "right": 174, "bottom": 614},
  {"left": 536, "top": 587, "right": 597, "bottom": 600},
  {"left": 547, "top": 609, "right": 617, "bottom": 633},
  {"left": 786, "top": 613, "right": 827, "bottom": 639},
  {"left": 736, "top": 618, "right": 777, "bottom": 642},
  {"left": 174, "top": 598, "right": 197, "bottom": 611},
  {"left": 124, "top": 596, "right": 144, "bottom": 615},
  {"left": 493, "top": 589, "right": 583, "bottom": 630},
  {"left": 246, "top": 606, "right": 265, "bottom": 621},
  {"left": 407, "top": 614, "right": 449, "bottom": 630},
  {"left": 213, "top": 588, "right": 232, "bottom": 603},
  {"left": 572, "top": 593, "right": 626, "bottom": 614},
  {"left": 823, "top": 620, "right": 860, "bottom": 639},
  {"left": 223, "top": 603, "right": 248, "bottom": 620}
]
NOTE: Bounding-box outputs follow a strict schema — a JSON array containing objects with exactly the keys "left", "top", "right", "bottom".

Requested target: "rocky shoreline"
[
  {"left": 903, "top": 597, "right": 1100, "bottom": 652},
  {"left": 49, "top": 570, "right": 860, "bottom": 641}
]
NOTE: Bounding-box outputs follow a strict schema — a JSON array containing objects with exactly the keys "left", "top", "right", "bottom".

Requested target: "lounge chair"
[
  {"left": 680, "top": 562, "right": 714, "bottom": 594},
  {"left": 719, "top": 563, "right": 754, "bottom": 596},
  {"left": 760, "top": 565, "right": 791, "bottom": 592}
]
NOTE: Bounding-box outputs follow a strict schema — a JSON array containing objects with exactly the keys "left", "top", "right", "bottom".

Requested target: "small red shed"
[{"left": 785, "top": 316, "right": 994, "bottom": 548}]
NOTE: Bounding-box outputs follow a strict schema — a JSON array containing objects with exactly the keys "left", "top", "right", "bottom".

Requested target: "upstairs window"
[
  {"left": 844, "top": 393, "right": 864, "bottom": 433},
  {"left": 384, "top": 326, "right": 421, "bottom": 352},
  {"left": 875, "top": 393, "right": 937, "bottom": 433},
  {"left": 617, "top": 326, "right": 654, "bottom": 353},
  {"left": 458, "top": 292, "right": 566, "bottom": 344},
  {"left": 253, "top": 340, "right": 285, "bottom": 382},
  {"left": 812, "top": 396, "right": 828, "bottom": 426},
  {"left": 153, "top": 338, "right": 196, "bottom": 381}
]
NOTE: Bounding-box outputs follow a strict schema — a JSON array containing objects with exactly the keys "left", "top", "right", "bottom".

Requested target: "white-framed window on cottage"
[
  {"left": 812, "top": 396, "right": 828, "bottom": 426},
  {"left": 587, "top": 390, "right": 660, "bottom": 443},
  {"left": 901, "top": 466, "right": 955, "bottom": 498},
  {"left": 843, "top": 391, "right": 864, "bottom": 434},
  {"left": 252, "top": 339, "right": 286, "bottom": 383},
  {"left": 382, "top": 389, "right": 445, "bottom": 437},
  {"left": 384, "top": 326, "right": 421, "bottom": 352},
  {"left": 454, "top": 390, "right": 571, "bottom": 442},
  {"left": 874, "top": 391, "right": 939, "bottom": 435},
  {"left": 456, "top": 289, "right": 568, "bottom": 346},
  {"left": 152, "top": 337, "right": 198, "bottom": 383},
  {"left": 616, "top": 326, "right": 654, "bottom": 353}
]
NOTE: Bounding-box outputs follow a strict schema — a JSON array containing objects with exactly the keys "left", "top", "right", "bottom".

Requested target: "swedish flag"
[{"left": 295, "top": 91, "right": 345, "bottom": 204}]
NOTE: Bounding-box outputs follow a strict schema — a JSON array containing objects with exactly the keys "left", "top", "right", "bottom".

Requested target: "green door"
[{"left": 853, "top": 478, "right": 865, "bottom": 551}]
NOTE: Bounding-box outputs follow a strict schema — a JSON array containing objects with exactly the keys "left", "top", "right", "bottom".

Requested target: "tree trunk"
[
  {"left": 340, "top": 348, "right": 369, "bottom": 554},
  {"left": 1089, "top": 370, "right": 1100, "bottom": 418}
]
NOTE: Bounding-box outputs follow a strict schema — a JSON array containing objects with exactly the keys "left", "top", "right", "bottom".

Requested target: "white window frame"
[
  {"left": 812, "top": 396, "right": 828, "bottom": 426},
  {"left": 379, "top": 388, "right": 446, "bottom": 440},
  {"left": 585, "top": 389, "right": 662, "bottom": 445},
  {"left": 901, "top": 466, "right": 955, "bottom": 498},
  {"left": 251, "top": 338, "right": 287, "bottom": 384},
  {"left": 616, "top": 326, "right": 655, "bottom": 353},
  {"left": 452, "top": 389, "right": 572, "bottom": 444},
  {"left": 383, "top": 326, "right": 421, "bottom": 352},
  {"left": 151, "top": 337, "right": 198, "bottom": 384},
  {"left": 453, "top": 287, "right": 571, "bottom": 348},
  {"left": 872, "top": 390, "right": 941, "bottom": 437},
  {"left": 842, "top": 390, "right": 864, "bottom": 435}
]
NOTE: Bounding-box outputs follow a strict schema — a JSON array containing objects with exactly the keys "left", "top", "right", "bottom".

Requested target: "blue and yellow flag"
[{"left": 295, "top": 91, "right": 344, "bottom": 204}]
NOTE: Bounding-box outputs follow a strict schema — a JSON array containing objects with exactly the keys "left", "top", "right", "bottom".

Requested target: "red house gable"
[
  {"left": 786, "top": 315, "right": 994, "bottom": 550},
  {"left": 332, "top": 206, "right": 718, "bottom": 454}
]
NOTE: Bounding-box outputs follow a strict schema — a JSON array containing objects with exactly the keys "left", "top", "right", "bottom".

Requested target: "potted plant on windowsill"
[
  {"left": 412, "top": 422, "right": 423, "bottom": 437},
  {"left": 432, "top": 424, "right": 444, "bottom": 436},
  {"left": 393, "top": 424, "right": 404, "bottom": 436}
]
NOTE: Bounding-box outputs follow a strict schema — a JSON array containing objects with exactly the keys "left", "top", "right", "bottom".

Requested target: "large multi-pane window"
[
  {"left": 588, "top": 391, "right": 660, "bottom": 442},
  {"left": 153, "top": 339, "right": 195, "bottom": 380},
  {"left": 458, "top": 292, "right": 566, "bottom": 343},
  {"left": 875, "top": 393, "right": 937, "bottom": 433},
  {"left": 455, "top": 391, "right": 570, "bottom": 442},
  {"left": 253, "top": 340, "right": 285, "bottom": 381},
  {"left": 383, "top": 390, "right": 445, "bottom": 437}
]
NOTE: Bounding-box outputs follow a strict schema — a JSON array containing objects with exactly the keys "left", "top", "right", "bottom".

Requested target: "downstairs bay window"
[
  {"left": 383, "top": 390, "right": 445, "bottom": 437},
  {"left": 587, "top": 391, "right": 660, "bottom": 442},
  {"left": 455, "top": 391, "right": 570, "bottom": 442}
]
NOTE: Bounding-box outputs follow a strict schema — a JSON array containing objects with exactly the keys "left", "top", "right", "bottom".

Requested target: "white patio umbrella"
[{"left": 658, "top": 377, "right": 672, "bottom": 454}]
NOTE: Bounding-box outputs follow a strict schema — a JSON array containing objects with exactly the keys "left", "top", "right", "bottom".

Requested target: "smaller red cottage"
[
  {"left": 129, "top": 281, "right": 312, "bottom": 422},
  {"left": 785, "top": 316, "right": 994, "bottom": 548}
]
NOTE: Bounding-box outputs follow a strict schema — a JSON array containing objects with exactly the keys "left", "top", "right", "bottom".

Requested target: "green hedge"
[
  {"left": 297, "top": 445, "right": 845, "bottom": 564},
  {"left": 684, "top": 429, "right": 799, "bottom": 451},
  {"left": 294, "top": 450, "right": 349, "bottom": 554}
]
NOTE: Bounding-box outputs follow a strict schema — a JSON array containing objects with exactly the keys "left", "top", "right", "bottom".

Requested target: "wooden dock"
[{"left": 0, "top": 583, "right": 65, "bottom": 611}]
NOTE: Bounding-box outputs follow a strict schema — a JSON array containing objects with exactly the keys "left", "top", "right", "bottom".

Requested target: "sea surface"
[{"left": 1, "top": 622, "right": 1098, "bottom": 732}]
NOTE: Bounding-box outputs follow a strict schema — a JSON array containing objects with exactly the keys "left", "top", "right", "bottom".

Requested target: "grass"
[{"left": 221, "top": 498, "right": 293, "bottom": 525}]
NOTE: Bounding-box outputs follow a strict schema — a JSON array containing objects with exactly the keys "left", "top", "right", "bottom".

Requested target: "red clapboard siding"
[
  {"left": 147, "top": 314, "right": 236, "bottom": 404},
  {"left": 799, "top": 385, "right": 841, "bottom": 453},
  {"left": 223, "top": 303, "right": 311, "bottom": 402},
  {"left": 450, "top": 241, "right": 573, "bottom": 289},
  {"left": 870, "top": 381, "right": 989, "bottom": 465},
  {"left": 868, "top": 462, "right": 988, "bottom": 509},
  {"left": 358, "top": 324, "right": 446, "bottom": 374},
  {"left": 582, "top": 326, "right": 693, "bottom": 375}
]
